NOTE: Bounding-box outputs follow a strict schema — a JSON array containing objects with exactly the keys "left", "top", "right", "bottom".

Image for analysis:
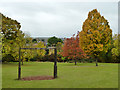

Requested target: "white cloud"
[
  {"left": 35, "top": 12, "right": 64, "bottom": 23},
  {"left": 0, "top": 2, "right": 118, "bottom": 38}
]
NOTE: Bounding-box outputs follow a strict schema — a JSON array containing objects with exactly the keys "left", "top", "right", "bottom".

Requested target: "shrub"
[{"left": 2, "top": 54, "right": 15, "bottom": 62}]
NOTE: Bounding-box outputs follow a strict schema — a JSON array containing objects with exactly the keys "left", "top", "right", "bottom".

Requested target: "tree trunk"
[
  {"left": 96, "top": 59, "right": 98, "bottom": 66},
  {"left": 75, "top": 60, "right": 77, "bottom": 65},
  {"left": 22, "top": 59, "right": 23, "bottom": 65}
]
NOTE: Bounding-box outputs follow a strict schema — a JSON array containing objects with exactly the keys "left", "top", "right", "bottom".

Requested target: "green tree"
[
  {"left": 23, "top": 35, "right": 34, "bottom": 61},
  {"left": 79, "top": 9, "right": 112, "bottom": 65},
  {"left": 56, "top": 42, "right": 63, "bottom": 53},
  {"left": 23, "top": 33, "right": 46, "bottom": 62},
  {"left": 1, "top": 13, "right": 25, "bottom": 62},
  {"left": 111, "top": 34, "right": 120, "bottom": 62},
  {"left": 35, "top": 41, "right": 46, "bottom": 57},
  {"left": 47, "top": 36, "right": 63, "bottom": 46},
  {"left": 32, "top": 39, "right": 37, "bottom": 43}
]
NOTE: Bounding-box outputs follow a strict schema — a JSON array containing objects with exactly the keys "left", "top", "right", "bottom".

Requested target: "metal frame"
[{"left": 18, "top": 47, "right": 57, "bottom": 80}]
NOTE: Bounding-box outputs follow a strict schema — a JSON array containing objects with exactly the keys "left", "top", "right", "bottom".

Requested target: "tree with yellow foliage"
[{"left": 79, "top": 9, "right": 112, "bottom": 66}]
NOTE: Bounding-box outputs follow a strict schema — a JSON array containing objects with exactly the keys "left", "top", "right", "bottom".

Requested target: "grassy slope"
[{"left": 2, "top": 62, "right": 118, "bottom": 88}]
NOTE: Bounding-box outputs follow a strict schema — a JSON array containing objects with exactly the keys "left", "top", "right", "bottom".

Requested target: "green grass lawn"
[{"left": 2, "top": 62, "right": 118, "bottom": 88}]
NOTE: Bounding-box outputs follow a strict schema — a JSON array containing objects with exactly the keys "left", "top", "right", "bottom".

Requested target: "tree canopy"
[
  {"left": 79, "top": 9, "right": 112, "bottom": 62},
  {"left": 62, "top": 32, "right": 86, "bottom": 65},
  {"left": 1, "top": 9, "right": 119, "bottom": 63},
  {"left": 1, "top": 13, "right": 25, "bottom": 62},
  {"left": 47, "top": 36, "right": 63, "bottom": 46}
]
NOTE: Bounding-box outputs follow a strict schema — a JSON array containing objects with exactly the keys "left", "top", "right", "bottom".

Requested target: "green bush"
[{"left": 2, "top": 54, "right": 15, "bottom": 62}]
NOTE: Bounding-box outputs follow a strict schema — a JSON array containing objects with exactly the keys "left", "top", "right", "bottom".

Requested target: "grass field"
[{"left": 2, "top": 62, "right": 118, "bottom": 88}]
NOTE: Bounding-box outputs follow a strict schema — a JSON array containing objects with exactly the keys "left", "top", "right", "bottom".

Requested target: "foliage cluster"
[
  {"left": 1, "top": 9, "right": 120, "bottom": 63},
  {"left": 47, "top": 36, "right": 63, "bottom": 46}
]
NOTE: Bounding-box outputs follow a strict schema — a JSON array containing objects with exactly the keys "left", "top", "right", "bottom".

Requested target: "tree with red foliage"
[{"left": 61, "top": 32, "right": 86, "bottom": 65}]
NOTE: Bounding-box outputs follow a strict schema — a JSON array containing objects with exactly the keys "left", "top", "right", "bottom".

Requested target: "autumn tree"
[
  {"left": 19, "top": 31, "right": 46, "bottom": 62},
  {"left": 1, "top": 13, "right": 46, "bottom": 62},
  {"left": 62, "top": 32, "right": 86, "bottom": 65},
  {"left": 22, "top": 33, "right": 34, "bottom": 62},
  {"left": 79, "top": 9, "right": 112, "bottom": 66},
  {"left": 1, "top": 13, "right": 25, "bottom": 62},
  {"left": 22, "top": 32, "right": 46, "bottom": 62},
  {"left": 33, "top": 41, "right": 46, "bottom": 60}
]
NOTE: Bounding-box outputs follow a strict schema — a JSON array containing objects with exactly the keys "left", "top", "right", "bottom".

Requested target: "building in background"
[{"left": 32, "top": 37, "right": 64, "bottom": 46}]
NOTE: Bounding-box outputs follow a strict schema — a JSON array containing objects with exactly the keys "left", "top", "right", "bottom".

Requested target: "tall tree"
[
  {"left": 79, "top": 9, "right": 112, "bottom": 66},
  {"left": 62, "top": 32, "right": 86, "bottom": 65},
  {"left": 1, "top": 13, "right": 25, "bottom": 62}
]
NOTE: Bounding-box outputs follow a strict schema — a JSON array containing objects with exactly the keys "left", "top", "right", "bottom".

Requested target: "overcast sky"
[{"left": 0, "top": 1, "right": 118, "bottom": 38}]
